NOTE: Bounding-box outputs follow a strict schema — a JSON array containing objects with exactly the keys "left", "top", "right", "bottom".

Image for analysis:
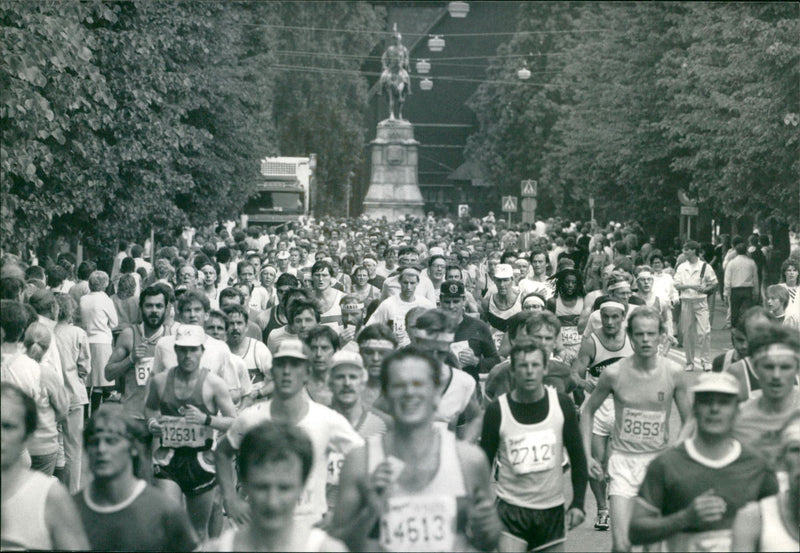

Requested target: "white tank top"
[
  {"left": 588, "top": 332, "right": 633, "bottom": 380},
  {"left": 611, "top": 356, "right": 677, "bottom": 454},
  {"left": 486, "top": 292, "right": 522, "bottom": 350},
  {"left": 0, "top": 470, "right": 55, "bottom": 551},
  {"left": 759, "top": 494, "right": 799, "bottom": 552},
  {"left": 495, "top": 387, "right": 565, "bottom": 510},
  {"left": 367, "top": 427, "right": 471, "bottom": 552},
  {"left": 318, "top": 289, "right": 344, "bottom": 328}
]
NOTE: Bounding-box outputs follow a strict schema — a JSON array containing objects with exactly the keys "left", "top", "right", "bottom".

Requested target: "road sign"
[
  {"left": 521, "top": 179, "right": 538, "bottom": 197},
  {"left": 458, "top": 204, "right": 469, "bottom": 217},
  {"left": 680, "top": 205, "right": 699, "bottom": 216},
  {"left": 588, "top": 197, "right": 595, "bottom": 208},
  {"left": 502, "top": 196, "right": 518, "bottom": 213},
  {"left": 521, "top": 197, "right": 537, "bottom": 211}
]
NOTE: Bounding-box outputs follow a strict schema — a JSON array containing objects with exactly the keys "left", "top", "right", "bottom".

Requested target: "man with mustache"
[
  {"left": 221, "top": 304, "right": 272, "bottom": 400},
  {"left": 106, "top": 283, "right": 174, "bottom": 420}
]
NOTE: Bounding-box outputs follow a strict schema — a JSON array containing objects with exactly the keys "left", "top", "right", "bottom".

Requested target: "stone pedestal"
[{"left": 362, "top": 119, "right": 425, "bottom": 221}]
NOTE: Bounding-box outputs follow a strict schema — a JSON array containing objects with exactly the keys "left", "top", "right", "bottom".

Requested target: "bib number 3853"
[
  {"left": 380, "top": 496, "right": 457, "bottom": 552},
  {"left": 620, "top": 408, "right": 666, "bottom": 446}
]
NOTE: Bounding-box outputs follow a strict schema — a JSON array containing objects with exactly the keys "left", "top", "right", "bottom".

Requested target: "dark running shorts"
[
  {"left": 496, "top": 499, "right": 566, "bottom": 552},
  {"left": 154, "top": 449, "right": 216, "bottom": 496}
]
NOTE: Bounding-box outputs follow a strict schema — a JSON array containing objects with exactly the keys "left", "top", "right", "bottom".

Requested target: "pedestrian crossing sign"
[
  {"left": 502, "top": 196, "right": 518, "bottom": 212},
  {"left": 521, "top": 179, "right": 537, "bottom": 197}
]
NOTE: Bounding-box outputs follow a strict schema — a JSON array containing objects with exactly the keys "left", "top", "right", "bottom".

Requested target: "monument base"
[{"left": 362, "top": 119, "right": 425, "bottom": 222}]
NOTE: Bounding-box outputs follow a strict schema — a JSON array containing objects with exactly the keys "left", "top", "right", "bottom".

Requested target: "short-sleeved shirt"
[
  {"left": 75, "top": 480, "right": 197, "bottom": 551},
  {"left": 636, "top": 439, "right": 778, "bottom": 552},
  {"left": 226, "top": 399, "right": 364, "bottom": 524}
]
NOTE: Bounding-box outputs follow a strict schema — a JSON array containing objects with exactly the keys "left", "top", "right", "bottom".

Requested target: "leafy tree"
[
  {"left": 1, "top": 1, "right": 281, "bottom": 255},
  {"left": 271, "top": 1, "right": 384, "bottom": 215},
  {"left": 1, "top": 1, "right": 116, "bottom": 253},
  {"left": 658, "top": 3, "right": 799, "bottom": 228}
]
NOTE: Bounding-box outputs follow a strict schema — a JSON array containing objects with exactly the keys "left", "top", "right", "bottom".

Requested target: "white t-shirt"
[
  {"left": 226, "top": 400, "right": 364, "bottom": 524},
  {"left": 366, "top": 295, "right": 436, "bottom": 346},
  {"left": 152, "top": 329, "right": 234, "bottom": 381}
]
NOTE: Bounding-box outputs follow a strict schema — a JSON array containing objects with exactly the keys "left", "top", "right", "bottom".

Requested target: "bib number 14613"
[{"left": 379, "top": 496, "right": 456, "bottom": 552}]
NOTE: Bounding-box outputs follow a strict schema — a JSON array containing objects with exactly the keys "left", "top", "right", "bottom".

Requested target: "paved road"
[{"left": 565, "top": 297, "right": 732, "bottom": 552}]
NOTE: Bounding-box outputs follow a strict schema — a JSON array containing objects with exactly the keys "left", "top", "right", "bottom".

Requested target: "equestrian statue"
[{"left": 380, "top": 24, "right": 411, "bottom": 121}]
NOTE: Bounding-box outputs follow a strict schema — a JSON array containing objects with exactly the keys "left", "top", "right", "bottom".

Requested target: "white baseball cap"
[
  {"left": 329, "top": 350, "right": 364, "bottom": 372},
  {"left": 494, "top": 264, "right": 513, "bottom": 279},
  {"left": 273, "top": 338, "right": 309, "bottom": 360},
  {"left": 691, "top": 372, "right": 740, "bottom": 396},
  {"left": 174, "top": 325, "right": 206, "bottom": 347}
]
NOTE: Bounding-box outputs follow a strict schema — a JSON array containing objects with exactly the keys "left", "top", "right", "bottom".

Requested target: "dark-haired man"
[
  {"left": 333, "top": 346, "right": 501, "bottom": 552},
  {"left": 481, "top": 343, "right": 588, "bottom": 552},
  {"left": 106, "top": 284, "right": 174, "bottom": 419}
]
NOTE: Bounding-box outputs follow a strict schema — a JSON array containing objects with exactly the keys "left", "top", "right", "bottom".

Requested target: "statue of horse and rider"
[{"left": 380, "top": 25, "right": 411, "bottom": 121}]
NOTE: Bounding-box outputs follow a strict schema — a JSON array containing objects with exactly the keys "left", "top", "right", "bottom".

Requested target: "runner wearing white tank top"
[
  {"left": 581, "top": 307, "right": 692, "bottom": 553},
  {"left": 571, "top": 300, "right": 633, "bottom": 531},
  {"left": 332, "top": 347, "right": 502, "bottom": 552},
  {"left": 732, "top": 410, "right": 800, "bottom": 552}
]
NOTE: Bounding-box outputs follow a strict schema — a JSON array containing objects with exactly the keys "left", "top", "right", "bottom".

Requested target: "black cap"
[{"left": 440, "top": 279, "right": 465, "bottom": 299}]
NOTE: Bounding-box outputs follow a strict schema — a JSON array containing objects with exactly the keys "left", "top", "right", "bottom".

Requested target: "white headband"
[
  {"left": 752, "top": 344, "right": 800, "bottom": 362},
  {"left": 599, "top": 301, "right": 626, "bottom": 313},
  {"left": 607, "top": 281, "right": 631, "bottom": 292}
]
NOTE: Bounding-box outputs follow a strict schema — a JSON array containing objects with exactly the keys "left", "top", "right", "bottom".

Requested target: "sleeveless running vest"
[
  {"left": 367, "top": 427, "right": 471, "bottom": 552},
  {"left": 161, "top": 368, "right": 212, "bottom": 417},
  {"left": 238, "top": 338, "right": 266, "bottom": 385},
  {"left": 157, "top": 367, "right": 213, "bottom": 452},
  {"left": 124, "top": 324, "right": 167, "bottom": 418},
  {"left": 318, "top": 289, "right": 344, "bottom": 328},
  {"left": 494, "top": 387, "right": 565, "bottom": 510},
  {"left": 759, "top": 494, "right": 799, "bottom": 552},
  {"left": 611, "top": 356, "right": 677, "bottom": 454},
  {"left": 486, "top": 292, "right": 522, "bottom": 350},
  {"left": 0, "top": 471, "right": 56, "bottom": 550},
  {"left": 588, "top": 332, "right": 633, "bottom": 379}
]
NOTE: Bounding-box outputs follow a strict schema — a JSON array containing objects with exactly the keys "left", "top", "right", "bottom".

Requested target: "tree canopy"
[
  {"left": 1, "top": 1, "right": 383, "bottom": 255},
  {"left": 466, "top": 2, "right": 799, "bottom": 235}
]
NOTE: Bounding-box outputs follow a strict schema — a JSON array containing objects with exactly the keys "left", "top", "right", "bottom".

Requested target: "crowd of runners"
[{"left": 1, "top": 212, "right": 799, "bottom": 552}]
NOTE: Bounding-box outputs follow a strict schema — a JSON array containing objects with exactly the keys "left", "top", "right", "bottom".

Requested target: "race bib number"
[
  {"left": 327, "top": 452, "right": 345, "bottom": 485},
  {"left": 503, "top": 430, "right": 558, "bottom": 475},
  {"left": 561, "top": 326, "right": 581, "bottom": 346},
  {"left": 135, "top": 357, "right": 154, "bottom": 386},
  {"left": 160, "top": 416, "right": 210, "bottom": 448},
  {"left": 380, "top": 496, "right": 457, "bottom": 552},
  {"left": 620, "top": 408, "right": 666, "bottom": 446}
]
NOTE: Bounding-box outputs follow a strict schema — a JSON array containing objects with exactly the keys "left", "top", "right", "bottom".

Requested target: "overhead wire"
[
  {"left": 270, "top": 63, "right": 554, "bottom": 86},
  {"left": 274, "top": 49, "right": 566, "bottom": 72},
  {"left": 239, "top": 22, "right": 610, "bottom": 38}
]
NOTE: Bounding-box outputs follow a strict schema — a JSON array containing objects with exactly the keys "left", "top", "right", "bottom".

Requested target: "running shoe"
[{"left": 594, "top": 510, "right": 609, "bottom": 531}]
